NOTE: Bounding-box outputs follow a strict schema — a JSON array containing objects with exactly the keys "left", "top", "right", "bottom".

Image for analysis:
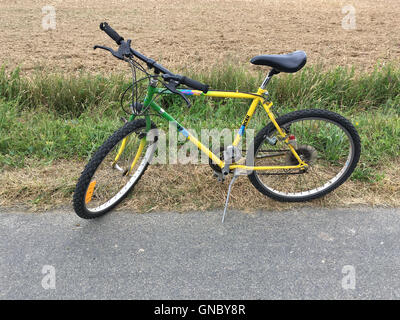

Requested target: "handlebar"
[
  {"left": 97, "top": 22, "right": 209, "bottom": 94},
  {"left": 180, "top": 76, "right": 209, "bottom": 93},
  {"left": 163, "top": 74, "right": 209, "bottom": 93},
  {"left": 100, "top": 22, "right": 124, "bottom": 45}
]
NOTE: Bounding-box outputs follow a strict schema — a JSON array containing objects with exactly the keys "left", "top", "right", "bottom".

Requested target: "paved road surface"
[{"left": 1, "top": 207, "right": 400, "bottom": 299}]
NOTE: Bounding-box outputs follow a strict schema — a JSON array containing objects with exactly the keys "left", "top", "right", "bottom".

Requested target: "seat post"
[{"left": 260, "top": 68, "right": 280, "bottom": 89}]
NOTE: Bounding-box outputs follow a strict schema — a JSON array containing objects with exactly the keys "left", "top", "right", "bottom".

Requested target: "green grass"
[
  {"left": 0, "top": 66, "right": 128, "bottom": 117},
  {"left": 1, "top": 64, "right": 399, "bottom": 183},
  {"left": 0, "top": 100, "right": 121, "bottom": 168}
]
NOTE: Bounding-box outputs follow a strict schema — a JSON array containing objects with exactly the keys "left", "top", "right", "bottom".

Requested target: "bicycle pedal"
[{"left": 213, "top": 171, "right": 225, "bottom": 183}]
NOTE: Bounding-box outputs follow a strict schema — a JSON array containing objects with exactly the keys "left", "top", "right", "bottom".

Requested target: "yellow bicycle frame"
[{"left": 114, "top": 86, "right": 308, "bottom": 173}]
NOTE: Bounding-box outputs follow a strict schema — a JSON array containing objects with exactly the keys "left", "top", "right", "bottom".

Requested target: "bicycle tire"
[
  {"left": 248, "top": 109, "right": 361, "bottom": 202},
  {"left": 73, "top": 119, "right": 157, "bottom": 219}
]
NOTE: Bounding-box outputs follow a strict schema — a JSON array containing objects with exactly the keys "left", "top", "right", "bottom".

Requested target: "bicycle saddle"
[{"left": 250, "top": 50, "right": 307, "bottom": 73}]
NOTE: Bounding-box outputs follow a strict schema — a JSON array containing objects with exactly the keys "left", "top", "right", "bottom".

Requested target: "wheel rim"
[
  {"left": 84, "top": 128, "right": 156, "bottom": 212},
  {"left": 253, "top": 117, "right": 355, "bottom": 198}
]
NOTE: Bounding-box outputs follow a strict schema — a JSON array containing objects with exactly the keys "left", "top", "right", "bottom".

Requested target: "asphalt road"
[{"left": 1, "top": 207, "right": 400, "bottom": 299}]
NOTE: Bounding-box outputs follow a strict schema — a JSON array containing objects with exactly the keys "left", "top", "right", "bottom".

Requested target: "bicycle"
[{"left": 73, "top": 22, "right": 361, "bottom": 221}]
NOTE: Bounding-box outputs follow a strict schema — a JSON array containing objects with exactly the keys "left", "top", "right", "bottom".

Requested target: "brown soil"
[{"left": 1, "top": 0, "right": 399, "bottom": 74}]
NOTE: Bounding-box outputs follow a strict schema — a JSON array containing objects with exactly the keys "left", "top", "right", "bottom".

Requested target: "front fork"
[{"left": 112, "top": 90, "right": 153, "bottom": 175}]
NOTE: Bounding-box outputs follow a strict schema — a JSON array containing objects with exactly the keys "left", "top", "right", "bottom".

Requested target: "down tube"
[{"left": 149, "top": 101, "right": 224, "bottom": 168}]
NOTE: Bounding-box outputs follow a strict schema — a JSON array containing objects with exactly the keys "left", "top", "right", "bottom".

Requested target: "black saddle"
[{"left": 250, "top": 50, "right": 307, "bottom": 73}]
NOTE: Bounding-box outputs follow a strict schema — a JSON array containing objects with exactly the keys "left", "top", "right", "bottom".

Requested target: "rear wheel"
[
  {"left": 73, "top": 119, "right": 158, "bottom": 219},
  {"left": 248, "top": 109, "right": 361, "bottom": 202}
]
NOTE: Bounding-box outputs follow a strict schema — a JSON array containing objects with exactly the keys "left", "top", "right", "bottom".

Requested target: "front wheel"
[
  {"left": 248, "top": 109, "right": 361, "bottom": 202},
  {"left": 73, "top": 119, "right": 158, "bottom": 219}
]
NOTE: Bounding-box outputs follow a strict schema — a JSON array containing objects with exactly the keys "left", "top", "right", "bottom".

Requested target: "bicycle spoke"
[{"left": 253, "top": 115, "right": 355, "bottom": 197}]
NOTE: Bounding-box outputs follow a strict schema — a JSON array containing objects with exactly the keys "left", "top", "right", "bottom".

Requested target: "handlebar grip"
[
  {"left": 100, "top": 22, "right": 124, "bottom": 45},
  {"left": 181, "top": 76, "right": 209, "bottom": 93}
]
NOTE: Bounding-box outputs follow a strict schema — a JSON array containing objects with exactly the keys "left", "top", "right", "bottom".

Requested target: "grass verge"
[
  {"left": 1, "top": 161, "right": 399, "bottom": 211},
  {"left": 0, "top": 64, "right": 399, "bottom": 210}
]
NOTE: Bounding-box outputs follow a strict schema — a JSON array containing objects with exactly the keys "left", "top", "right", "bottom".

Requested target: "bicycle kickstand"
[{"left": 221, "top": 169, "right": 241, "bottom": 223}]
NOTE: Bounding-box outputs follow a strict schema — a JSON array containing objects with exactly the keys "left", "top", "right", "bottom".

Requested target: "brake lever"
[
  {"left": 93, "top": 45, "right": 122, "bottom": 60},
  {"left": 164, "top": 80, "right": 192, "bottom": 108},
  {"left": 94, "top": 40, "right": 132, "bottom": 60}
]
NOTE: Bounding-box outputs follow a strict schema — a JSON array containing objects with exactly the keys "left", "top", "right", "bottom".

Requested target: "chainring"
[{"left": 209, "top": 146, "right": 243, "bottom": 173}]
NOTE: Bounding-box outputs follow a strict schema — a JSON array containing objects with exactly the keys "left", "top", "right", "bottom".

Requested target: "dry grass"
[
  {"left": 1, "top": 160, "right": 399, "bottom": 212},
  {"left": 1, "top": 0, "right": 399, "bottom": 74}
]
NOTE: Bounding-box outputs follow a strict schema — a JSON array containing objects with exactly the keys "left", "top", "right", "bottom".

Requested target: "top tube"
[{"left": 155, "top": 88, "right": 266, "bottom": 100}]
